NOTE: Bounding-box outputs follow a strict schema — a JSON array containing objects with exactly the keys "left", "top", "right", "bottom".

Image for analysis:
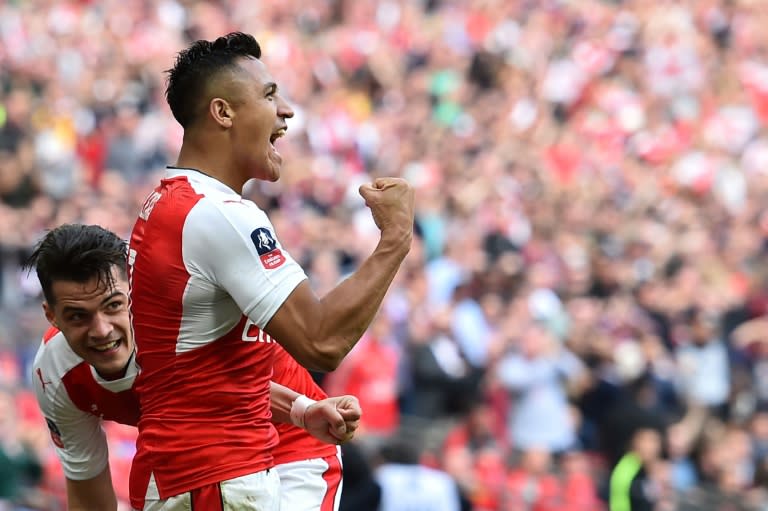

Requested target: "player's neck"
[
  {"left": 176, "top": 142, "right": 245, "bottom": 194},
  {"left": 94, "top": 362, "right": 128, "bottom": 381},
  {"left": 96, "top": 367, "right": 126, "bottom": 381}
]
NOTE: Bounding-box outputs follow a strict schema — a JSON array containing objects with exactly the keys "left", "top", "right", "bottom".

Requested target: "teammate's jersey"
[
  {"left": 127, "top": 167, "right": 307, "bottom": 503},
  {"left": 31, "top": 327, "right": 140, "bottom": 481},
  {"left": 272, "top": 346, "right": 338, "bottom": 466}
]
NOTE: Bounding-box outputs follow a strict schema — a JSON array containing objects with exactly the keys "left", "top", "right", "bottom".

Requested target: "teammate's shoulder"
[
  {"left": 33, "top": 329, "right": 82, "bottom": 379},
  {"left": 32, "top": 331, "right": 73, "bottom": 409},
  {"left": 35, "top": 328, "right": 66, "bottom": 358},
  {"left": 42, "top": 326, "right": 60, "bottom": 343}
]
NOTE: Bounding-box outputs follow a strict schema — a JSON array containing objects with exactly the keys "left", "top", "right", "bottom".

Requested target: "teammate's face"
[
  {"left": 231, "top": 57, "right": 294, "bottom": 183},
  {"left": 42, "top": 266, "right": 134, "bottom": 381}
]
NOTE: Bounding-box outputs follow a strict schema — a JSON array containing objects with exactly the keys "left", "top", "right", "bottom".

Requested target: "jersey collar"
[
  {"left": 165, "top": 166, "right": 241, "bottom": 197},
  {"left": 90, "top": 350, "right": 138, "bottom": 391}
]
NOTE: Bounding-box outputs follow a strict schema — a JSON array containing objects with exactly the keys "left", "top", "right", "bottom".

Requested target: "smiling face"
[
  {"left": 43, "top": 265, "right": 133, "bottom": 380},
  {"left": 228, "top": 57, "right": 294, "bottom": 183}
]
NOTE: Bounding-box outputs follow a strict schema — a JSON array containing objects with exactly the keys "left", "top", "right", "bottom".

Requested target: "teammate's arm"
[
  {"left": 269, "top": 382, "right": 362, "bottom": 444},
  {"left": 65, "top": 466, "right": 117, "bottom": 511},
  {"left": 33, "top": 370, "right": 115, "bottom": 511},
  {"left": 269, "top": 380, "right": 304, "bottom": 425},
  {"left": 265, "top": 178, "right": 414, "bottom": 370}
]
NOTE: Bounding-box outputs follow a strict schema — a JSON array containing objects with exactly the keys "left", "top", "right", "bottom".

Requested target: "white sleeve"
[
  {"left": 32, "top": 370, "right": 108, "bottom": 481},
  {"left": 183, "top": 198, "right": 308, "bottom": 328}
]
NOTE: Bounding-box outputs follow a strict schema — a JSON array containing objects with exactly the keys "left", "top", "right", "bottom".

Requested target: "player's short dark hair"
[
  {"left": 24, "top": 224, "right": 128, "bottom": 305},
  {"left": 165, "top": 31, "right": 262, "bottom": 128}
]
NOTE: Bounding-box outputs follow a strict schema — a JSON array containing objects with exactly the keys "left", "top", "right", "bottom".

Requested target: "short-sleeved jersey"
[
  {"left": 272, "top": 346, "right": 338, "bottom": 466},
  {"left": 127, "top": 167, "right": 307, "bottom": 502},
  {"left": 31, "top": 327, "right": 140, "bottom": 481}
]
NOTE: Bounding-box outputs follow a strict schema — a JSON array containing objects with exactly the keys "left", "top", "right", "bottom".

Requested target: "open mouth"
[
  {"left": 270, "top": 128, "right": 286, "bottom": 149},
  {"left": 92, "top": 339, "right": 121, "bottom": 353}
]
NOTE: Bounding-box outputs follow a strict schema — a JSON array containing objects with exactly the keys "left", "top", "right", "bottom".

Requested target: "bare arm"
[
  {"left": 66, "top": 466, "right": 117, "bottom": 511},
  {"left": 270, "top": 381, "right": 302, "bottom": 424},
  {"left": 269, "top": 382, "right": 362, "bottom": 444},
  {"left": 731, "top": 316, "right": 768, "bottom": 348},
  {"left": 265, "top": 178, "right": 414, "bottom": 371}
]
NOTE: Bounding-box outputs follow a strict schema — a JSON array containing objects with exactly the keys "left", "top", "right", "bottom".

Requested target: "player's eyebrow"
[
  {"left": 61, "top": 305, "right": 88, "bottom": 315},
  {"left": 60, "top": 291, "right": 125, "bottom": 315},
  {"left": 100, "top": 290, "right": 125, "bottom": 305}
]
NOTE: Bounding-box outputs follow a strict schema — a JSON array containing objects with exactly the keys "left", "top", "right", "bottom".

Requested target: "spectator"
[
  {"left": 675, "top": 307, "right": 732, "bottom": 418},
  {"left": 0, "top": 387, "right": 44, "bottom": 510},
  {"left": 3, "top": 1, "right": 768, "bottom": 509},
  {"left": 608, "top": 426, "right": 664, "bottom": 511},
  {"left": 325, "top": 314, "right": 402, "bottom": 438},
  {"left": 678, "top": 423, "right": 757, "bottom": 511},
  {"left": 504, "top": 448, "right": 562, "bottom": 511},
  {"left": 338, "top": 441, "right": 381, "bottom": 511},
  {"left": 374, "top": 437, "right": 464, "bottom": 511},
  {"left": 559, "top": 451, "right": 604, "bottom": 511},
  {"left": 406, "top": 308, "right": 482, "bottom": 421},
  {"left": 442, "top": 401, "right": 508, "bottom": 510},
  {"left": 497, "top": 321, "right": 587, "bottom": 454}
]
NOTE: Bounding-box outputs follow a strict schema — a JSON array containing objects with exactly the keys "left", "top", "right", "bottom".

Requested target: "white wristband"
[{"left": 289, "top": 395, "right": 317, "bottom": 429}]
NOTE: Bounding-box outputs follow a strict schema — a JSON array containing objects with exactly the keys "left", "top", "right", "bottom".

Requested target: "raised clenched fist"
[{"left": 358, "top": 178, "right": 415, "bottom": 242}]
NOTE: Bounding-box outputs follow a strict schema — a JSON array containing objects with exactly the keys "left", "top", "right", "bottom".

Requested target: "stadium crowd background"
[{"left": 3, "top": 0, "right": 768, "bottom": 509}]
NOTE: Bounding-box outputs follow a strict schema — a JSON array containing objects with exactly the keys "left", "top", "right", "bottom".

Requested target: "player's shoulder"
[
  {"left": 32, "top": 329, "right": 82, "bottom": 410},
  {"left": 33, "top": 329, "right": 83, "bottom": 384},
  {"left": 184, "top": 192, "right": 272, "bottom": 244},
  {"left": 172, "top": 169, "right": 260, "bottom": 209},
  {"left": 42, "top": 326, "right": 59, "bottom": 343},
  {"left": 197, "top": 190, "right": 266, "bottom": 220}
]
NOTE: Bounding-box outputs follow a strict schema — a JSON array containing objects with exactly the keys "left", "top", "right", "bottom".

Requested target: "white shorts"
[
  {"left": 276, "top": 447, "right": 343, "bottom": 511},
  {"left": 136, "top": 469, "right": 280, "bottom": 511}
]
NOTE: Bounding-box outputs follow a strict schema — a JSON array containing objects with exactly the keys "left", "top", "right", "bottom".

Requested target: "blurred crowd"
[{"left": 3, "top": 0, "right": 768, "bottom": 509}]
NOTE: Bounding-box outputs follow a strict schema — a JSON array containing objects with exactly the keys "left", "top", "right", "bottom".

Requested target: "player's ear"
[
  {"left": 42, "top": 302, "right": 57, "bottom": 328},
  {"left": 210, "top": 98, "right": 234, "bottom": 129}
]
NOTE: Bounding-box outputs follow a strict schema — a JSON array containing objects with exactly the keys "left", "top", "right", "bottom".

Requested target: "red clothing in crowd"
[{"left": 324, "top": 334, "right": 400, "bottom": 435}]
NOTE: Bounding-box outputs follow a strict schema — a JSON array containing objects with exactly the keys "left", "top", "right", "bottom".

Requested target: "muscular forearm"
[
  {"left": 66, "top": 468, "right": 117, "bottom": 511},
  {"left": 266, "top": 232, "right": 410, "bottom": 371},
  {"left": 266, "top": 177, "right": 414, "bottom": 371},
  {"left": 317, "top": 233, "right": 410, "bottom": 359}
]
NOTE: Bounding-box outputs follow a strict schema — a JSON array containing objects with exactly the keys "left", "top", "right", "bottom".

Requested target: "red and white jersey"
[
  {"left": 127, "top": 167, "right": 307, "bottom": 503},
  {"left": 31, "top": 327, "right": 140, "bottom": 481},
  {"left": 272, "top": 346, "right": 338, "bottom": 466}
]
